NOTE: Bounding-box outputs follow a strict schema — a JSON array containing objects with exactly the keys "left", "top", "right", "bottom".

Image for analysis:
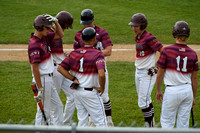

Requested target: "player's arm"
[
  {"left": 53, "top": 21, "right": 64, "bottom": 39},
  {"left": 45, "top": 14, "right": 64, "bottom": 39},
  {"left": 96, "top": 69, "right": 105, "bottom": 96},
  {"left": 57, "top": 65, "right": 79, "bottom": 84},
  {"left": 191, "top": 71, "right": 198, "bottom": 109},
  {"left": 32, "top": 62, "right": 44, "bottom": 101},
  {"left": 32, "top": 63, "right": 42, "bottom": 88},
  {"left": 102, "top": 45, "right": 112, "bottom": 56},
  {"left": 156, "top": 67, "right": 165, "bottom": 103},
  {"left": 158, "top": 46, "right": 164, "bottom": 53}
]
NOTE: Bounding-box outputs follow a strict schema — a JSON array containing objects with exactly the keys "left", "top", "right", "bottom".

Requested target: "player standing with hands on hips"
[
  {"left": 28, "top": 14, "right": 64, "bottom": 125},
  {"left": 156, "top": 21, "right": 199, "bottom": 128},
  {"left": 128, "top": 13, "right": 163, "bottom": 127},
  {"left": 50, "top": 11, "right": 75, "bottom": 126},
  {"left": 58, "top": 27, "right": 107, "bottom": 127},
  {"left": 74, "top": 9, "right": 114, "bottom": 127}
]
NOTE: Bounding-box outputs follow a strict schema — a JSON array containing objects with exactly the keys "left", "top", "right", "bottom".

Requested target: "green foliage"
[
  {"left": 0, "top": 0, "right": 200, "bottom": 44},
  {"left": 0, "top": 61, "right": 199, "bottom": 127}
]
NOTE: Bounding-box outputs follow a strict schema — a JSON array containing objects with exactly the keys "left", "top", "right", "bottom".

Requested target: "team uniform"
[
  {"left": 74, "top": 25, "right": 113, "bottom": 116},
  {"left": 157, "top": 43, "right": 199, "bottom": 128},
  {"left": 134, "top": 30, "right": 163, "bottom": 125},
  {"left": 50, "top": 38, "right": 75, "bottom": 126},
  {"left": 59, "top": 46, "right": 107, "bottom": 127},
  {"left": 28, "top": 33, "right": 64, "bottom": 125}
]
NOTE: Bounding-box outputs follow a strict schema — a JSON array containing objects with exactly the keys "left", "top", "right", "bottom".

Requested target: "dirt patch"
[{"left": 0, "top": 44, "right": 200, "bottom": 61}]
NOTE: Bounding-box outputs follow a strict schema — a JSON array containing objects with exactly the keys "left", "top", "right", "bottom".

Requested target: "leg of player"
[
  {"left": 136, "top": 68, "right": 156, "bottom": 127},
  {"left": 101, "top": 73, "right": 114, "bottom": 127},
  {"left": 62, "top": 78, "right": 76, "bottom": 126}
]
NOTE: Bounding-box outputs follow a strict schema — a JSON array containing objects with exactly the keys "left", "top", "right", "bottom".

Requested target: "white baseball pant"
[
  {"left": 135, "top": 68, "right": 156, "bottom": 109},
  {"left": 100, "top": 69, "right": 109, "bottom": 103},
  {"left": 161, "top": 84, "right": 193, "bottom": 128},
  {"left": 74, "top": 87, "right": 107, "bottom": 127},
  {"left": 53, "top": 65, "right": 75, "bottom": 126},
  {"left": 34, "top": 74, "right": 64, "bottom": 125}
]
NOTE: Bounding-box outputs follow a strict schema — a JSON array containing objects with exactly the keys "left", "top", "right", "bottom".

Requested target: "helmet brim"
[
  {"left": 45, "top": 25, "right": 53, "bottom": 29},
  {"left": 69, "top": 25, "right": 73, "bottom": 29},
  {"left": 128, "top": 22, "right": 140, "bottom": 26},
  {"left": 80, "top": 19, "right": 93, "bottom": 25}
]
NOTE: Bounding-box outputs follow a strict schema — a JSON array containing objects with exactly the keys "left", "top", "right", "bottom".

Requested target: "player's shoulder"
[
  {"left": 28, "top": 34, "right": 41, "bottom": 49},
  {"left": 95, "top": 25, "right": 108, "bottom": 33},
  {"left": 76, "top": 28, "right": 84, "bottom": 35}
]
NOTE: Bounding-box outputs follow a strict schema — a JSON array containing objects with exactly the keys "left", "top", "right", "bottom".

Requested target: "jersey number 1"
[
  {"left": 79, "top": 57, "right": 84, "bottom": 72},
  {"left": 176, "top": 56, "right": 187, "bottom": 72}
]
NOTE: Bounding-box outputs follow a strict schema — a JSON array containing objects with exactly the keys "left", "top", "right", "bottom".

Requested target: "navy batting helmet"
[
  {"left": 80, "top": 9, "right": 94, "bottom": 25},
  {"left": 33, "top": 15, "right": 53, "bottom": 31},
  {"left": 56, "top": 11, "right": 73, "bottom": 29},
  {"left": 172, "top": 21, "right": 190, "bottom": 38},
  {"left": 128, "top": 13, "right": 148, "bottom": 30},
  {"left": 82, "top": 27, "right": 96, "bottom": 41}
]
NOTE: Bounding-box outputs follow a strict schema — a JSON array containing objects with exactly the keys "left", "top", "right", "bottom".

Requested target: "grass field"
[
  {"left": 0, "top": 0, "right": 200, "bottom": 44},
  {"left": 0, "top": 61, "right": 199, "bottom": 127}
]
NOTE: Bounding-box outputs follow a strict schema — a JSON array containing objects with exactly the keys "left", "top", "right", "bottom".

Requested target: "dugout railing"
[{"left": 0, "top": 123, "right": 200, "bottom": 133}]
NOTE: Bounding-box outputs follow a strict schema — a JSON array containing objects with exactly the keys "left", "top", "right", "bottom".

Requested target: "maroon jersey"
[
  {"left": 74, "top": 25, "right": 113, "bottom": 51},
  {"left": 157, "top": 43, "right": 199, "bottom": 85},
  {"left": 60, "top": 46, "right": 105, "bottom": 88},
  {"left": 135, "top": 30, "right": 163, "bottom": 59},
  {"left": 135, "top": 30, "right": 163, "bottom": 69},
  {"left": 28, "top": 33, "right": 55, "bottom": 75},
  {"left": 50, "top": 37, "right": 65, "bottom": 64}
]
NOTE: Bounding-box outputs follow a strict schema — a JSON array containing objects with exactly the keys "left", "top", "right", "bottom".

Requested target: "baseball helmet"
[
  {"left": 33, "top": 14, "right": 53, "bottom": 31},
  {"left": 128, "top": 13, "right": 148, "bottom": 30},
  {"left": 80, "top": 9, "right": 94, "bottom": 25},
  {"left": 172, "top": 21, "right": 190, "bottom": 38},
  {"left": 56, "top": 11, "right": 73, "bottom": 29},
  {"left": 82, "top": 27, "right": 96, "bottom": 41}
]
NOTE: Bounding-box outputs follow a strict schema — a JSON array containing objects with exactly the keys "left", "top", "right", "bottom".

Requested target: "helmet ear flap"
[
  {"left": 140, "top": 25, "right": 145, "bottom": 30},
  {"left": 35, "top": 26, "right": 44, "bottom": 31}
]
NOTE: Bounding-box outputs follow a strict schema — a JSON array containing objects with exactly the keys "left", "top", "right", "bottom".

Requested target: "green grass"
[
  {"left": 0, "top": 0, "right": 200, "bottom": 44},
  {"left": 0, "top": 61, "right": 199, "bottom": 127}
]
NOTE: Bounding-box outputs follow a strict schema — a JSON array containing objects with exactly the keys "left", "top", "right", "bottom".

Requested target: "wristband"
[{"left": 72, "top": 76, "right": 76, "bottom": 81}]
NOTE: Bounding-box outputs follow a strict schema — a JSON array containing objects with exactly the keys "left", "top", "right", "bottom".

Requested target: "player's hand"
[
  {"left": 93, "top": 87, "right": 104, "bottom": 96},
  {"left": 64, "top": 52, "right": 69, "bottom": 57},
  {"left": 44, "top": 14, "right": 58, "bottom": 23},
  {"left": 156, "top": 91, "right": 163, "bottom": 103},
  {"left": 34, "top": 88, "right": 44, "bottom": 102},
  {"left": 192, "top": 98, "right": 196, "bottom": 110}
]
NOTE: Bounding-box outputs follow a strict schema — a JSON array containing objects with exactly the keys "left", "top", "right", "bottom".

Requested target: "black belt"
[
  {"left": 166, "top": 83, "right": 188, "bottom": 87},
  {"left": 84, "top": 88, "right": 93, "bottom": 91},
  {"left": 166, "top": 85, "right": 174, "bottom": 87},
  {"left": 54, "top": 63, "right": 57, "bottom": 66},
  {"left": 48, "top": 73, "right": 53, "bottom": 77}
]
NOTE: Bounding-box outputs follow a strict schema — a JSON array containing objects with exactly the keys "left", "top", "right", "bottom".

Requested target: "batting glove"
[
  {"left": 44, "top": 14, "right": 58, "bottom": 23},
  {"left": 34, "top": 87, "right": 44, "bottom": 102}
]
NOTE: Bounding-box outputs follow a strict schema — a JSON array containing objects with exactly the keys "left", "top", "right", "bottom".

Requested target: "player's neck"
[
  {"left": 34, "top": 30, "right": 43, "bottom": 39},
  {"left": 175, "top": 39, "right": 186, "bottom": 44},
  {"left": 137, "top": 30, "right": 145, "bottom": 39}
]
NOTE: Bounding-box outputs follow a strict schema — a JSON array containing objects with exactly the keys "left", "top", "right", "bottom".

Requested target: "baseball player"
[
  {"left": 28, "top": 14, "right": 64, "bottom": 125},
  {"left": 128, "top": 13, "right": 163, "bottom": 127},
  {"left": 156, "top": 21, "right": 199, "bottom": 128},
  {"left": 73, "top": 9, "right": 114, "bottom": 127},
  {"left": 50, "top": 11, "right": 75, "bottom": 126},
  {"left": 57, "top": 27, "right": 107, "bottom": 127}
]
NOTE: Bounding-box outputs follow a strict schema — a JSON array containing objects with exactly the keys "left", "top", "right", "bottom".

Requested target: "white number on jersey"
[
  {"left": 140, "top": 51, "right": 145, "bottom": 56},
  {"left": 79, "top": 57, "right": 84, "bottom": 72},
  {"left": 176, "top": 56, "right": 188, "bottom": 72}
]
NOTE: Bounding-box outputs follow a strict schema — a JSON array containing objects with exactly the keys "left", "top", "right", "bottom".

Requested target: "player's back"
[
  {"left": 69, "top": 47, "right": 105, "bottom": 88},
  {"left": 157, "top": 43, "right": 199, "bottom": 86}
]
